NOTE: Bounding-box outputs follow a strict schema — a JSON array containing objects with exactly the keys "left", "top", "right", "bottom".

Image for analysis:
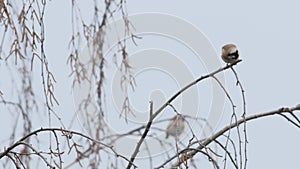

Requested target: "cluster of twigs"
[
  {"left": 1, "top": 0, "right": 300, "bottom": 169},
  {"left": 1, "top": 57, "right": 299, "bottom": 168},
  {"left": 0, "top": 0, "right": 58, "bottom": 167}
]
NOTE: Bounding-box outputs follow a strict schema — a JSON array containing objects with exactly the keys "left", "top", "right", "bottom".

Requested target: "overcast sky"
[
  {"left": 1, "top": 0, "right": 300, "bottom": 168},
  {"left": 54, "top": 1, "right": 300, "bottom": 168}
]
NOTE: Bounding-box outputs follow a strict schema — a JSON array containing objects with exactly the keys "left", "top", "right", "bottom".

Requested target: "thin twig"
[
  {"left": 230, "top": 67, "right": 248, "bottom": 169},
  {"left": 156, "top": 105, "right": 300, "bottom": 168},
  {"left": 125, "top": 60, "right": 242, "bottom": 169}
]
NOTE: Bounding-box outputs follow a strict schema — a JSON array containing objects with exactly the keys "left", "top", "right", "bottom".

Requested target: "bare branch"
[
  {"left": 167, "top": 105, "right": 300, "bottom": 167},
  {"left": 126, "top": 60, "right": 242, "bottom": 169},
  {"left": 0, "top": 127, "right": 135, "bottom": 168}
]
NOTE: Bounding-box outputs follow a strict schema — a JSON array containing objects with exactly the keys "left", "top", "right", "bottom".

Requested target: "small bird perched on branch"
[
  {"left": 221, "top": 44, "right": 239, "bottom": 64},
  {"left": 165, "top": 115, "right": 185, "bottom": 139}
]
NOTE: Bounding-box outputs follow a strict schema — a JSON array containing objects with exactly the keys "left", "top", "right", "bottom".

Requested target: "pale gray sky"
[
  {"left": 125, "top": 1, "right": 300, "bottom": 169},
  {"left": 1, "top": 0, "right": 300, "bottom": 168}
]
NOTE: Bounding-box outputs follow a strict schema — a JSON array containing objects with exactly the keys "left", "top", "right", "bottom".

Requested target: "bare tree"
[{"left": 0, "top": 1, "right": 299, "bottom": 169}]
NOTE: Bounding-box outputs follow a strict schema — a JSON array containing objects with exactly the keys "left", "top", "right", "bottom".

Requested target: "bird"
[
  {"left": 165, "top": 115, "right": 185, "bottom": 139},
  {"left": 221, "top": 44, "right": 239, "bottom": 64}
]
